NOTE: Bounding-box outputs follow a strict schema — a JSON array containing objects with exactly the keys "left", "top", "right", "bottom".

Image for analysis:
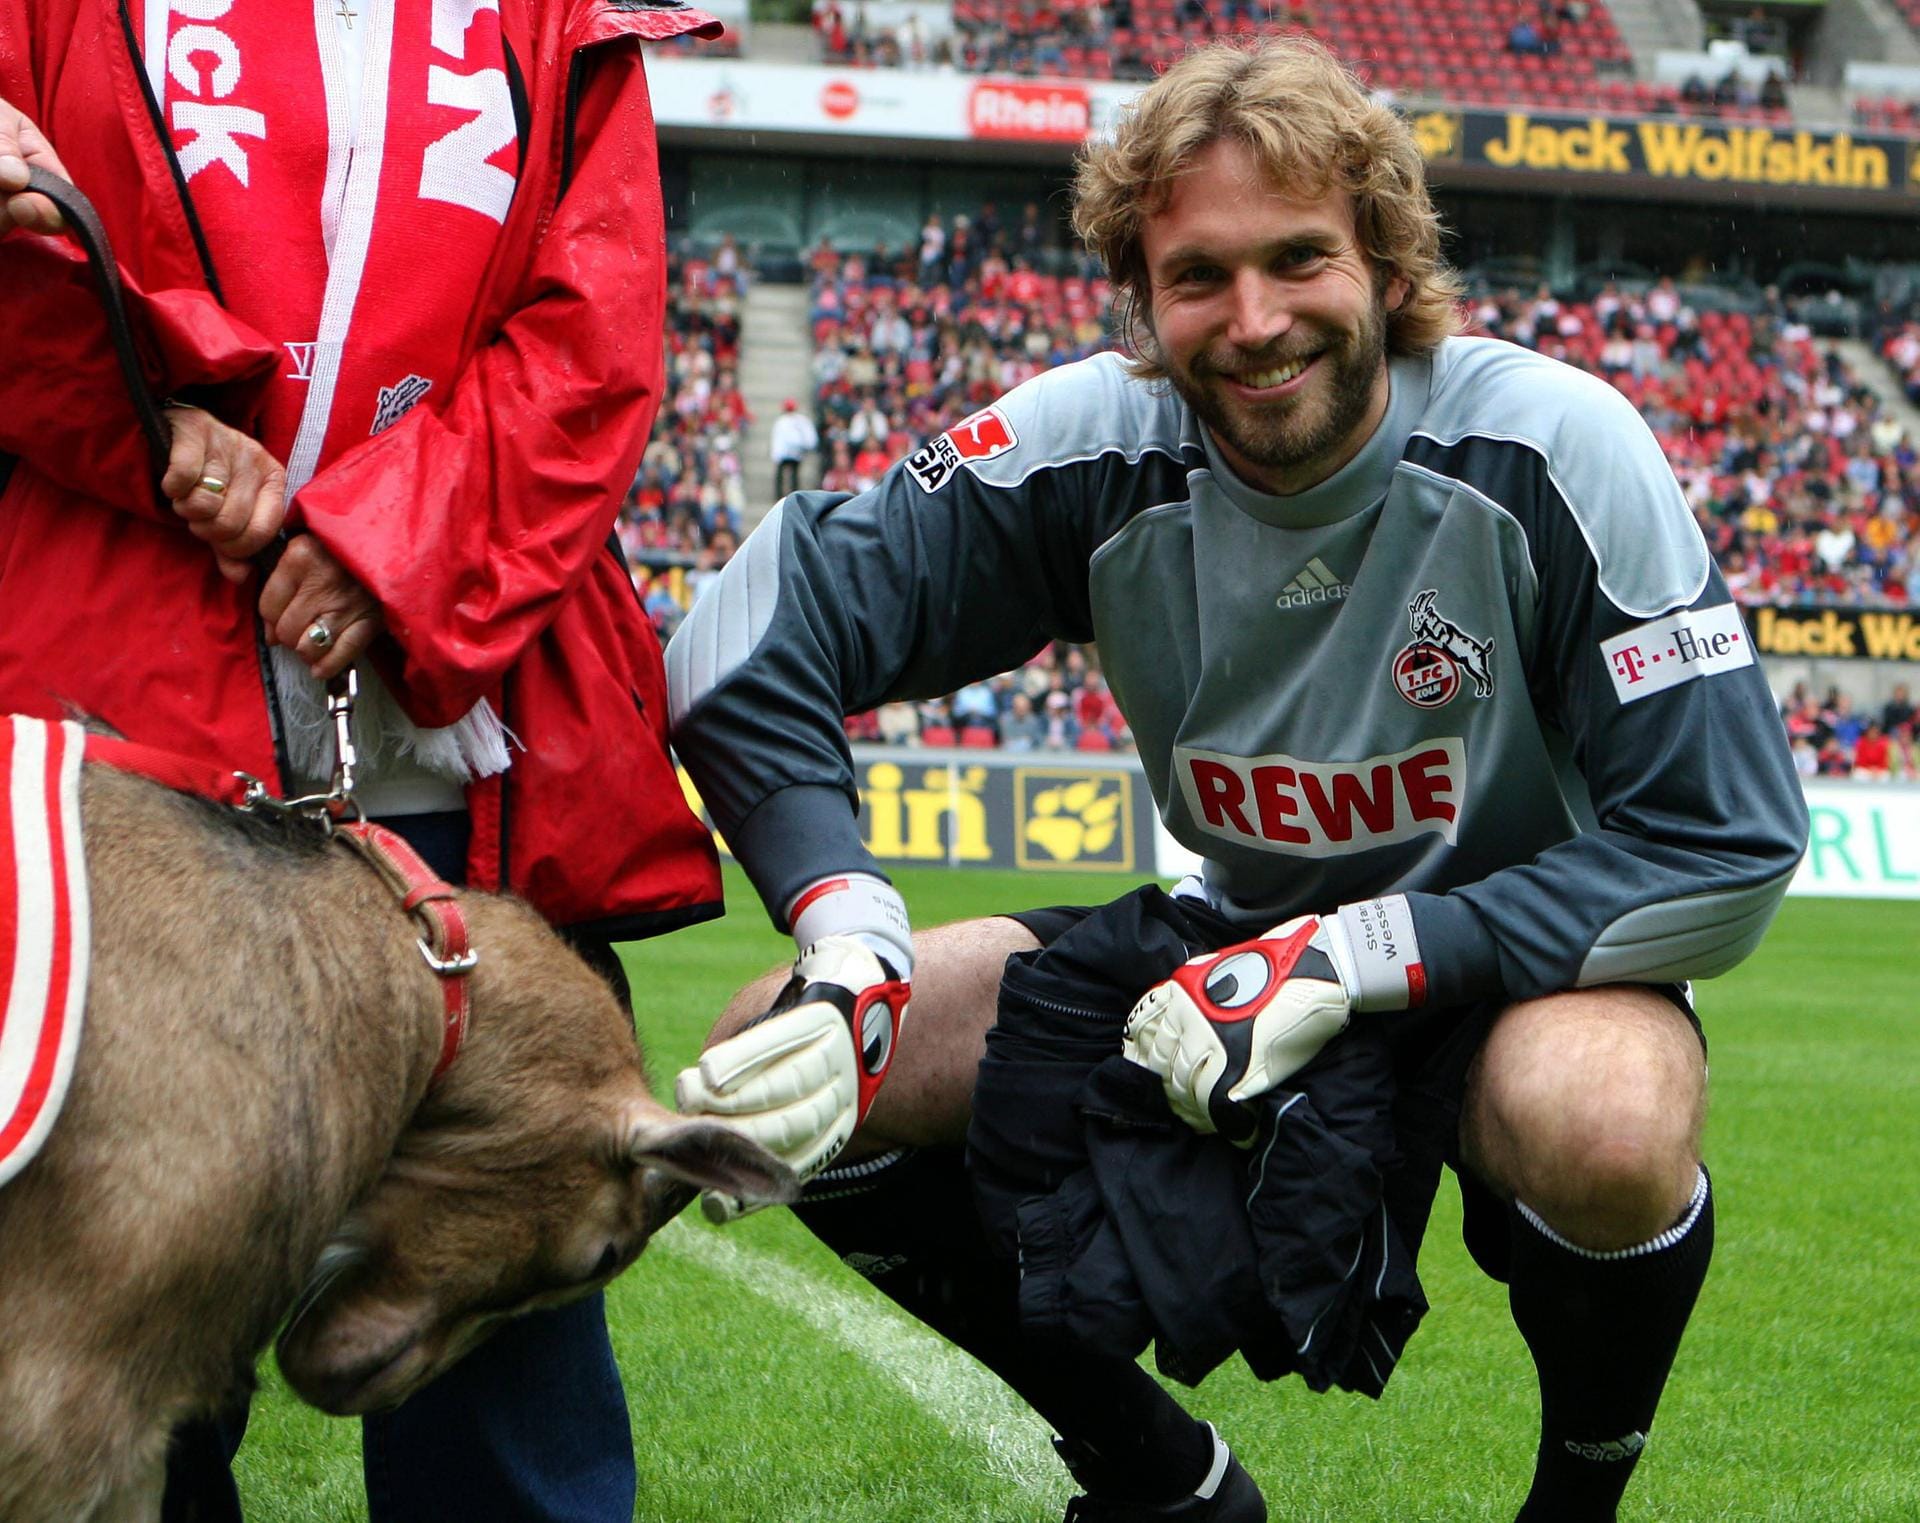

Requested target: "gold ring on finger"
[{"left": 198, "top": 475, "right": 229, "bottom": 497}]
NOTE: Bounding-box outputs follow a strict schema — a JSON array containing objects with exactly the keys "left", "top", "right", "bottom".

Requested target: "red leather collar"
[
  {"left": 335, "top": 822, "right": 475, "bottom": 1082},
  {"left": 84, "top": 736, "right": 476, "bottom": 1081}
]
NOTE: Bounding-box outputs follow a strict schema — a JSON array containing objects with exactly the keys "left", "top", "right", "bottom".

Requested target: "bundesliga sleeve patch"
[
  {"left": 904, "top": 406, "right": 1018, "bottom": 492},
  {"left": 1601, "top": 602, "right": 1754, "bottom": 704}
]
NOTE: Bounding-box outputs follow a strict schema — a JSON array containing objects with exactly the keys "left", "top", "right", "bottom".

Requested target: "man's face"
[{"left": 1140, "top": 137, "right": 1407, "bottom": 495}]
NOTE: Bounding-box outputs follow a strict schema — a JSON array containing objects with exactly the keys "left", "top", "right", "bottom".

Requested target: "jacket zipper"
[
  {"left": 501, "top": 37, "right": 531, "bottom": 168},
  {"left": 1002, "top": 979, "right": 1126, "bottom": 1026}
]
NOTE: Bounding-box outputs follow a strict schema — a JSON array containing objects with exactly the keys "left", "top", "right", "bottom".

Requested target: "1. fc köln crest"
[{"left": 1393, "top": 590, "right": 1495, "bottom": 708}]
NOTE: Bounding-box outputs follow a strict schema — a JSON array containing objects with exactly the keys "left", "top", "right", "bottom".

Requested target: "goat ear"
[{"left": 624, "top": 1110, "right": 800, "bottom": 1208}]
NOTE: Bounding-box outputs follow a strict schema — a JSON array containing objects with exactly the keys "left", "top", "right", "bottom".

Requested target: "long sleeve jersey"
[{"left": 667, "top": 337, "right": 1809, "bottom": 1009}]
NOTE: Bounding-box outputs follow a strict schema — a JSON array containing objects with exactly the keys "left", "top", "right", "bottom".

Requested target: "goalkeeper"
[{"left": 666, "top": 36, "right": 1807, "bottom": 1523}]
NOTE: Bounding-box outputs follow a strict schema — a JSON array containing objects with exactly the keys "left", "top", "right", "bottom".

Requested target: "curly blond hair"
[{"left": 1073, "top": 36, "right": 1463, "bottom": 376}]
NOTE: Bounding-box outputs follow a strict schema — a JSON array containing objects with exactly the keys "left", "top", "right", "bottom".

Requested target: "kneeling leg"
[{"left": 1461, "top": 985, "right": 1712, "bottom": 1523}]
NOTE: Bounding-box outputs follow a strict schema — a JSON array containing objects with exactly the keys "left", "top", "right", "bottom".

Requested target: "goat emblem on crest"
[{"left": 1393, "top": 590, "right": 1495, "bottom": 709}]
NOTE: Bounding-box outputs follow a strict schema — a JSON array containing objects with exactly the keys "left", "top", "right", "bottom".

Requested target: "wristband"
[
  {"left": 1332, "top": 895, "right": 1427, "bottom": 1011},
  {"left": 786, "top": 872, "right": 914, "bottom": 977}
]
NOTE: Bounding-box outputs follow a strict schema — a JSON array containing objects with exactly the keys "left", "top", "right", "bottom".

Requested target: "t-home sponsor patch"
[{"left": 1601, "top": 602, "right": 1753, "bottom": 704}]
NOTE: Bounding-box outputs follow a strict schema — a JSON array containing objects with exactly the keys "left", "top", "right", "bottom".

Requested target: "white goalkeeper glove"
[
  {"left": 675, "top": 875, "right": 912, "bottom": 1222},
  {"left": 1122, "top": 898, "right": 1425, "bottom": 1141}
]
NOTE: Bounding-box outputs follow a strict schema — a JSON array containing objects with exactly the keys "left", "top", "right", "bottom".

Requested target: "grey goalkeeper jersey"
[{"left": 667, "top": 338, "right": 1808, "bottom": 1009}]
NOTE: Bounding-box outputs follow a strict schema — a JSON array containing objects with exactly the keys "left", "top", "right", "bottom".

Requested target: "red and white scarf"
[
  {"left": 142, "top": 0, "right": 519, "bottom": 483},
  {"left": 0, "top": 717, "right": 90, "bottom": 1189},
  {"left": 141, "top": 0, "right": 523, "bottom": 788}
]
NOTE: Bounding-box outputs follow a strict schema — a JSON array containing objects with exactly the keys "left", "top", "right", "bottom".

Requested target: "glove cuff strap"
[
  {"left": 787, "top": 873, "right": 914, "bottom": 977},
  {"left": 1332, "top": 896, "right": 1427, "bottom": 1011}
]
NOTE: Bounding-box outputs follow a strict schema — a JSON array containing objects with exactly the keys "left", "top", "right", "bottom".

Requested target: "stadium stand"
[
  {"left": 1471, "top": 283, "right": 1917, "bottom": 608},
  {"left": 802, "top": 0, "right": 1796, "bottom": 122},
  {"left": 621, "top": 247, "right": 751, "bottom": 642},
  {"left": 1852, "top": 95, "right": 1920, "bottom": 135},
  {"left": 807, "top": 237, "right": 1111, "bottom": 486}
]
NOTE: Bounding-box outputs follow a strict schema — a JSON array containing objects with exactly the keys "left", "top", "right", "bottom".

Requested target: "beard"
[{"left": 1165, "top": 296, "right": 1391, "bottom": 488}]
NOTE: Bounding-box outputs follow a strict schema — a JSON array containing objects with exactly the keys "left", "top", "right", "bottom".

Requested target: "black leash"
[
  {"left": 22, "top": 164, "right": 291, "bottom": 577},
  {"left": 23, "top": 165, "right": 174, "bottom": 470}
]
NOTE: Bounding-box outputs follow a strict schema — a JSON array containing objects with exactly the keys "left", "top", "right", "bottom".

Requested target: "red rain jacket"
[{"left": 0, "top": 0, "right": 721, "bottom": 937}]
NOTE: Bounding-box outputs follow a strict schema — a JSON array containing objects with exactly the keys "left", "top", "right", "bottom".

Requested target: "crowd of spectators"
[
  {"left": 793, "top": 212, "right": 1124, "bottom": 749},
  {"left": 622, "top": 241, "right": 754, "bottom": 643},
  {"left": 1473, "top": 281, "right": 1918, "bottom": 607},
  {"left": 844, "top": 640, "right": 1134, "bottom": 752},
  {"left": 1878, "top": 321, "right": 1920, "bottom": 407},
  {"left": 1779, "top": 680, "right": 1917, "bottom": 779},
  {"left": 804, "top": 209, "right": 1110, "bottom": 496},
  {"left": 814, "top": 0, "right": 959, "bottom": 67},
  {"left": 1854, "top": 96, "right": 1920, "bottom": 136},
  {"left": 1676, "top": 65, "right": 1790, "bottom": 117}
]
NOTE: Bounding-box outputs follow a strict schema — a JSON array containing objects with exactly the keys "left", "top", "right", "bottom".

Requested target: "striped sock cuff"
[
  {"left": 1516, "top": 1165, "right": 1711, "bottom": 1262},
  {"left": 800, "top": 1145, "right": 915, "bottom": 1201}
]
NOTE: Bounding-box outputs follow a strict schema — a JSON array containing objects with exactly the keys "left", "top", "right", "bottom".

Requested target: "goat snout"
[{"left": 278, "top": 1299, "right": 431, "bottom": 1415}]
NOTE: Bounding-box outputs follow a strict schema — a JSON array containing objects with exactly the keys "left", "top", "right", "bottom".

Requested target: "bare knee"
[
  {"left": 1464, "top": 986, "right": 1705, "bottom": 1251},
  {"left": 1520, "top": 1104, "right": 1698, "bottom": 1247},
  {"left": 860, "top": 914, "right": 1039, "bottom": 1148}
]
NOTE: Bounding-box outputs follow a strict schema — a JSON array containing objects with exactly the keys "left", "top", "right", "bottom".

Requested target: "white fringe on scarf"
[{"left": 270, "top": 646, "right": 514, "bottom": 786}]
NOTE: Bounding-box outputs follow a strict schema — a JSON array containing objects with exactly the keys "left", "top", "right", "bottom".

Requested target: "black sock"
[
  {"left": 797, "top": 1145, "right": 1213, "bottom": 1503},
  {"left": 1507, "top": 1166, "right": 1713, "bottom": 1523}
]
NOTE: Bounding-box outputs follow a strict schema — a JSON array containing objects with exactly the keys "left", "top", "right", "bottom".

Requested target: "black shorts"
[{"left": 992, "top": 885, "right": 1698, "bottom": 1283}]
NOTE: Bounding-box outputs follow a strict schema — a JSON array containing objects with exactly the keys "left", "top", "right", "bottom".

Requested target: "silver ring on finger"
[{"left": 306, "top": 619, "right": 335, "bottom": 651}]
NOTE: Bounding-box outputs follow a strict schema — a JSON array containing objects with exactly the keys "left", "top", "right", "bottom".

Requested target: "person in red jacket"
[{"left": 0, "top": 0, "right": 722, "bottom": 1518}]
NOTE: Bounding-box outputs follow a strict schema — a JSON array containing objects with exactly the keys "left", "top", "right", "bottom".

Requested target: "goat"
[{"left": 0, "top": 757, "right": 792, "bottom": 1522}]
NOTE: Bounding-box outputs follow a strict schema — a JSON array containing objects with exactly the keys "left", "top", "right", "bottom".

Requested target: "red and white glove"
[
  {"left": 675, "top": 875, "right": 912, "bottom": 1222},
  {"left": 1122, "top": 899, "right": 1425, "bottom": 1140}
]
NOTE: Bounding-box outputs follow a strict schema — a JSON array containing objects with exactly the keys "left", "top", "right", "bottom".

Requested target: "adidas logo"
[
  {"left": 841, "top": 1251, "right": 910, "bottom": 1279},
  {"left": 1563, "top": 1432, "right": 1647, "bottom": 1463},
  {"left": 1276, "top": 558, "right": 1351, "bottom": 609}
]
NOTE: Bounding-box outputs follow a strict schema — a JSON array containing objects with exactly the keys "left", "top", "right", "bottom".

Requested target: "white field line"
[{"left": 655, "top": 1219, "right": 1063, "bottom": 1495}]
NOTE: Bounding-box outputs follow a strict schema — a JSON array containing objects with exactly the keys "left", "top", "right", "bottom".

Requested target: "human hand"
[
  {"left": 1122, "top": 916, "right": 1356, "bottom": 1142},
  {"left": 160, "top": 406, "right": 290, "bottom": 578},
  {"left": 674, "top": 935, "right": 910, "bottom": 1222},
  {"left": 0, "top": 96, "right": 71, "bottom": 236},
  {"left": 258, "top": 532, "right": 384, "bottom": 681}
]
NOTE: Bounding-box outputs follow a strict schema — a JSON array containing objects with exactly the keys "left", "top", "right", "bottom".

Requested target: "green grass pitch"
[{"left": 237, "top": 867, "right": 1920, "bottom": 1522}]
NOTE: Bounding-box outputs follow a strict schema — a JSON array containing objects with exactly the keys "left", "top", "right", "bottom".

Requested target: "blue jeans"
[
  {"left": 163, "top": 812, "right": 637, "bottom": 1523},
  {"left": 360, "top": 1291, "right": 634, "bottom": 1522}
]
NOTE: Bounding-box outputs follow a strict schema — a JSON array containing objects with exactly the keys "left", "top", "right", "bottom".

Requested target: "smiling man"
[
  {"left": 1143, "top": 137, "right": 1400, "bottom": 493},
  {"left": 667, "top": 37, "right": 1807, "bottom": 1523}
]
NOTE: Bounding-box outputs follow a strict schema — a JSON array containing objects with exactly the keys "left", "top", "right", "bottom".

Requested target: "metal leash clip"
[
  {"left": 325, "top": 669, "right": 362, "bottom": 813},
  {"left": 236, "top": 667, "right": 365, "bottom": 828}
]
